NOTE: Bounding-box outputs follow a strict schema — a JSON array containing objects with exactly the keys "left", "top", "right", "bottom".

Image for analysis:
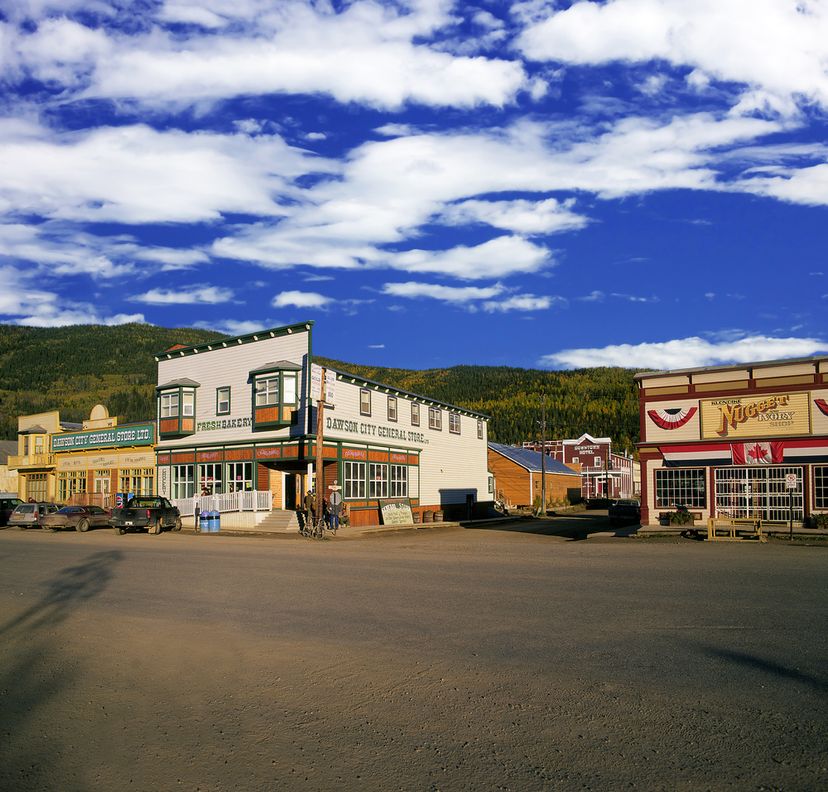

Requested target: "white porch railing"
[{"left": 172, "top": 490, "right": 272, "bottom": 516}]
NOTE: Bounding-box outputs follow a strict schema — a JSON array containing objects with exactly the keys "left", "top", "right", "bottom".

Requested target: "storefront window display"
[
  {"left": 198, "top": 463, "right": 223, "bottom": 495},
  {"left": 58, "top": 470, "right": 87, "bottom": 502},
  {"left": 344, "top": 461, "right": 366, "bottom": 499},
  {"left": 172, "top": 464, "right": 195, "bottom": 499},
  {"left": 390, "top": 464, "right": 408, "bottom": 497},
  {"left": 226, "top": 462, "right": 253, "bottom": 492},
  {"left": 119, "top": 468, "right": 155, "bottom": 496},
  {"left": 369, "top": 463, "right": 388, "bottom": 499}
]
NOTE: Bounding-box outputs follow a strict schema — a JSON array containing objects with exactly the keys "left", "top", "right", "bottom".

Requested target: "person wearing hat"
[{"left": 304, "top": 489, "right": 317, "bottom": 526}]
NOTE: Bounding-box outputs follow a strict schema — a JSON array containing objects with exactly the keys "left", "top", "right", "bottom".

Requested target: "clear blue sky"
[{"left": 1, "top": 1, "right": 826, "bottom": 370}]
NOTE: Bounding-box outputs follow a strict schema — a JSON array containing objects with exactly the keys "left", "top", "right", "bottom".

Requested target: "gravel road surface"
[{"left": 1, "top": 521, "right": 826, "bottom": 791}]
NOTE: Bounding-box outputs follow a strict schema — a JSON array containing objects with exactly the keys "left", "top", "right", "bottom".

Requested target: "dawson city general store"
[
  {"left": 636, "top": 355, "right": 828, "bottom": 527},
  {"left": 154, "top": 321, "right": 492, "bottom": 527}
]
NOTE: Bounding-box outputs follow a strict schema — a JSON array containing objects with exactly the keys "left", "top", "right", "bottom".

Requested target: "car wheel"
[
  {"left": 15, "top": 524, "right": 26, "bottom": 530},
  {"left": 174, "top": 517, "right": 182, "bottom": 532},
  {"left": 150, "top": 520, "right": 161, "bottom": 535},
  {"left": 77, "top": 519, "right": 89, "bottom": 533},
  {"left": 114, "top": 526, "right": 126, "bottom": 536}
]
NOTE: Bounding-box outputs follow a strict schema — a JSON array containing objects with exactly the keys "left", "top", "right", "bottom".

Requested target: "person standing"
[{"left": 304, "top": 489, "right": 317, "bottom": 525}]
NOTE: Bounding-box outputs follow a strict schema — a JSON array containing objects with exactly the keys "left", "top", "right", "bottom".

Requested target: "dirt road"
[{"left": 1, "top": 524, "right": 826, "bottom": 790}]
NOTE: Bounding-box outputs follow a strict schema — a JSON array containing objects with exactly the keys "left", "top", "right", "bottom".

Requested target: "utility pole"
[
  {"left": 314, "top": 367, "right": 326, "bottom": 495},
  {"left": 539, "top": 393, "right": 547, "bottom": 517}
]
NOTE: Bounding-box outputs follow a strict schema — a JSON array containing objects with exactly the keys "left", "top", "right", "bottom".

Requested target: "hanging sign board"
[{"left": 310, "top": 364, "right": 323, "bottom": 401}]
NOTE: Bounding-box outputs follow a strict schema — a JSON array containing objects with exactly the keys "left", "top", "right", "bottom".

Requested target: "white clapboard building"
[{"left": 154, "top": 321, "right": 492, "bottom": 528}]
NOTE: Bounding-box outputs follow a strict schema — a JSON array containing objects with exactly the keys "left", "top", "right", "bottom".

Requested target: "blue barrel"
[
  {"left": 213, "top": 511, "right": 221, "bottom": 533},
  {"left": 200, "top": 510, "right": 215, "bottom": 533}
]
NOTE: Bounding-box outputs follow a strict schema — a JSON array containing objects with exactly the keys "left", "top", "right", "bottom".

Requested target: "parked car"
[
  {"left": 110, "top": 496, "right": 182, "bottom": 535},
  {"left": 608, "top": 499, "right": 641, "bottom": 526},
  {"left": 42, "top": 505, "right": 111, "bottom": 532},
  {"left": 1, "top": 496, "right": 24, "bottom": 526},
  {"left": 8, "top": 502, "right": 60, "bottom": 529}
]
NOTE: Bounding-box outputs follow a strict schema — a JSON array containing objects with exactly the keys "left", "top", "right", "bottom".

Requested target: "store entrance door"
[
  {"left": 714, "top": 466, "right": 803, "bottom": 523},
  {"left": 285, "top": 473, "right": 302, "bottom": 511}
]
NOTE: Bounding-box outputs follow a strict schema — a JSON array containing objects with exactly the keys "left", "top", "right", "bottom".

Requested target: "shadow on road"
[
  {"left": 0, "top": 550, "right": 123, "bottom": 638},
  {"left": 464, "top": 512, "right": 641, "bottom": 541},
  {"left": 0, "top": 550, "right": 123, "bottom": 789},
  {"left": 702, "top": 645, "right": 827, "bottom": 693}
]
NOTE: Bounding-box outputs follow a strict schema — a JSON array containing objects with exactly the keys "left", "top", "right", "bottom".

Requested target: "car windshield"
[{"left": 15, "top": 505, "right": 35, "bottom": 514}]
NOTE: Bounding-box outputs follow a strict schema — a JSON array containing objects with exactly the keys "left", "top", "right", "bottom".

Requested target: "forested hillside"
[
  {"left": 0, "top": 324, "right": 640, "bottom": 452},
  {"left": 0, "top": 324, "right": 223, "bottom": 440},
  {"left": 316, "top": 358, "right": 640, "bottom": 454}
]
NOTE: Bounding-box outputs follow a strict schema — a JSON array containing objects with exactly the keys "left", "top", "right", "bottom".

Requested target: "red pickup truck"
[{"left": 109, "top": 496, "right": 182, "bottom": 535}]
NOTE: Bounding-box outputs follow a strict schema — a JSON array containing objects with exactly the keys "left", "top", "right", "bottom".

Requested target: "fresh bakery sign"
[{"left": 701, "top": 393, "right": 810, "bottom": 439}]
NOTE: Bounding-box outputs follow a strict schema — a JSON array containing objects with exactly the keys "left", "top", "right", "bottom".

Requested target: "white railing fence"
[{"left": 172, "top": 490, "right": 272, "bottom": 516}]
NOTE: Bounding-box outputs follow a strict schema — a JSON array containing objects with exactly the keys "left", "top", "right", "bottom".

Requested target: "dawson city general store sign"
[
  {"left": 325, "top": 416, "right": 429, "bottom": 446},
  {"left": 701, "top": 393, "right": 810, "bottom": 439},
  {"left": 52, "top": 423, "right": 154, "bottom": 451}
]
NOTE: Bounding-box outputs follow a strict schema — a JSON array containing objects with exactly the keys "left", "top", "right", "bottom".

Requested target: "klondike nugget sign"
[{"left": 701, "top": 392, "right": 810, "bottom": 439}]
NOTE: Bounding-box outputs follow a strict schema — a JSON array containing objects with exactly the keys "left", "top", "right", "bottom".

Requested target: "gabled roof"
[
  {"left": 563, "top": 432, "right": 609, "bottom": 446},
  {"left": 488, "top": 442, "right": 579, "bottom": 475}
]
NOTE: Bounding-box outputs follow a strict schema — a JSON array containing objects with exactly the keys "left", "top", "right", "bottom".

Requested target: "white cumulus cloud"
[
  {"left": 539, "top": 334, "right": 828, "bottom": 370},
  {"left": 130, "top": 286, "right": 235, "bottom": 305},
  {"left": 517, "top": 0, "right": 828, "bottom": 115},
  {"left": 272, "top": 290, "right": 332, "bottom": 309}
]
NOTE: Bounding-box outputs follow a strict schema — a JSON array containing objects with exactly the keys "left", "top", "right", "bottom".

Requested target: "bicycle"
[
  {"left": 311, "top": 515, "right": 326, "bottom": 539},
  {"left": 300, "top": 512, "right": 326, "bottom": 539}
]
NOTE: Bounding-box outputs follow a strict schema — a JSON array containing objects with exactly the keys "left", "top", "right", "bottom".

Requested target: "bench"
[{"left": 707, "top": 517, "right": 766, "bottom": 542}]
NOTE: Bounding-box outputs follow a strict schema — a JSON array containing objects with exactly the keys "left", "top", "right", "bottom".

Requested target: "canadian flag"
[{"left": 731, "top": 441, "right": 784, "bottom": 465}]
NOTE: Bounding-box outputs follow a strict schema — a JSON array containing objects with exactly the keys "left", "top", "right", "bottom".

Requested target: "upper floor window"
[
  {"left": 157, "top": 379, "right": 199, "bottom": 436},
  {"left": 216, "top": 386, "right": 231, "bottom": 415},
  {"left": 449, "top": 413, "right": 461, "bottom": 434},
  {"left": 387, "top": 396, "right": 397, "bottom": 422},
  {"left": 250, "top": 364, "right": 300, "bottom": 429},
  {"left": 160, "top": 392, "right": 179, "bottom": 418},
  {"left": 256, "top": 377, "right": 279, "bottom": 407},
  {"left": 477, "top": 420, "right": 483, "bottom": 439},
  {"left": 360, "top": 389, "right": 371, "bottom": 416},
  {"left": 411, "top": 403, "right": 420, "bottom": 426},
  {"left": 283, "top": 372, "right": 297, "bottom": 405},
  {"left": 428, "top": 407, "right": 442, "bottom": 431},
  {"left": 594, "top": 456, "right": 601, "bottom": 467},
  {"left": 182, "top": 391, "right": 195, "bottom": 416}
]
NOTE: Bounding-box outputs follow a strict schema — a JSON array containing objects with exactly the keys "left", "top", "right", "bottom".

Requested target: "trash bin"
[
  {"left": 213, "top": 511, "right": 221, "bottom": 533},
  {"left": 201, "top": 510, "right": 219, "bottom": 533}
]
